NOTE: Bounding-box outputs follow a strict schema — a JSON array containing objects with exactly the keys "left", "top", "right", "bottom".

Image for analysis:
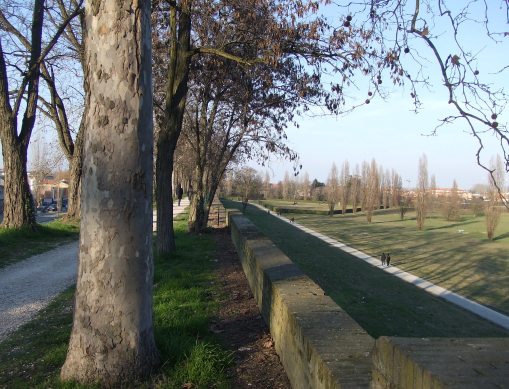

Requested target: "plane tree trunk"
[{"left": 60, "top": 1, "right": 159, "bottom": 385}]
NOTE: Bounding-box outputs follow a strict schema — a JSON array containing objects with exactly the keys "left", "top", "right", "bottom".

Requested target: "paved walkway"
[
  {"left": 0, "top": 200, "right": 189, "bottom": 342},
  {"left": 252, "top": 202, "right": 509, "bottom": 331}
]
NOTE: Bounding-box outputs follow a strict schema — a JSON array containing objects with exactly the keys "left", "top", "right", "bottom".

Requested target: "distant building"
[
  {"left": 28, "top": 172, "right": 69, "bottom": 205},
  {"left": 431, "top": 187, "right": 472, "bottom": 201}
]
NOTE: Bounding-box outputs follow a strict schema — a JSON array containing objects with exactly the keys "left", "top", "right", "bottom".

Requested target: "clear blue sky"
[
  {"left": 253, "top": 97, "right": 502, "bottom": 190},
  {"left": 250, "top": 3, "right": 509, "bottom": 190}
]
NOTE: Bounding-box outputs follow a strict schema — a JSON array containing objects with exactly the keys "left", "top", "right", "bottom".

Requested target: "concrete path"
[
  {"left": 0, "top": 200, "right": 190, "bottom": 342},
  {"left": 251, "top": 202, "right": 509, "bottom": 331}
]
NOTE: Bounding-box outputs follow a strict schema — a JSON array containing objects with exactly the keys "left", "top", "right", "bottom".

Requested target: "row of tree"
[{"left": 226, "top": 152, "right": 506, "bottom": 240}]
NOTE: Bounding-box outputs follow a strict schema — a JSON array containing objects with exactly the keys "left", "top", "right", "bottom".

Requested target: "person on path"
[
  {"left": 177, "top": 184, "right": 184, "bottom": 206},
  {"left": 386, "top": 253, "right": 391, "bottom": 267},
  {"left": 380, "top": 252, "right": 386, "bottom": 266}
]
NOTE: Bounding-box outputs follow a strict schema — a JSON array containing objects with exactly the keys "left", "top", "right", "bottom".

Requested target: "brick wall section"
[{"left": 228, "top": 210, "right": 374, "bottom": 389}]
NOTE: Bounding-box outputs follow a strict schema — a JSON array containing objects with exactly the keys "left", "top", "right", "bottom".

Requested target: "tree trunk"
[
  {"left": 0, "top": 138, "right": 35, "bottom": 228},
  {"left": 155, "top": 2, "right": 191, "bottom": 255},
  {"left": 0, "top": 1, "right": 44, "bottom": 229},
  {"left": 188, "top": 187, "right": 206, "bottom": 232},
  {"left": 155, "top": 133, "right": 176, "bottom": 254},
  {"left": 61, "top": 1, "right": 158, "bottom": 385},
  {"left": 66, "top": 125, "right": 84, "bottom": 219}
]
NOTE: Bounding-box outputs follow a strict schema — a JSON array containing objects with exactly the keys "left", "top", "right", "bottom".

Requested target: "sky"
[
  {"left": 252, "top": 95, "right": 503, "bottom": 190},
  {"left": 248, "top": 3, "right": 509, "bottom": 191}
]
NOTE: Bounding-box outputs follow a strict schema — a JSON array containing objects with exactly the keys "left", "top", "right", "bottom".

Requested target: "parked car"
[{"left": 36, "top": 205, "right": 48, "bottom": 213}]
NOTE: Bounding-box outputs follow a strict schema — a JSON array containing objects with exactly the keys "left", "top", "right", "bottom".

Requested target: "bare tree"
[
  {"left": 326, "top": 162, "right": 339, "bottom": 216},
  {"left": 416, "top": 154, "right": 429, "bottom": 230},
  {"left": 301, "top": 171, "right": 310, "bottom": 201},
  {"left": 282, "top": 171, "right": 291, "bottom": 200},
  {"left": 486, "top": 155, "right": 505, "bottom": 240},
  {"left": 442, "top": 179, "right": 461, "bottom": 221},
  {"left": 390, "top": 169, "right": 402, "bottom": 208},
  {"left": 364, "top": 159, "right": 380, "bottom": 223},
  {"left": 234, "top": 167, "right": 262, "bottom": 211},
  {"left": 350, "top": 164, "right": 361, "bottom": 213},
  {"left": 36, "top": 0, "right": 86, "bottom": 220},
  {"left": 61, "top": 1, "right": 158, "bottom": 384},
  {"left": 263, "top": 171, "right": 271, "bottom": 199},
  {"left": 0, "top": 0, "right": 82, "bottom": 228},
  {"left": 338, "top": 160, "right": 350, "bottom": 214}
]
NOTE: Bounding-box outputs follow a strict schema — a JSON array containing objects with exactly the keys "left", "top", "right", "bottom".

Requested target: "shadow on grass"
[
  {"left": 223, "top": 199, "right": 509, "bottom": 339},
  {"left": 426, "top": 219, "right": 478, "bottom": 231},
  {"left": 493, "top": 231, "right": 509, "bottom": 241}
]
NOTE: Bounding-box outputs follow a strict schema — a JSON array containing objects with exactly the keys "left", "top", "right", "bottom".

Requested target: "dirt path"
[
  {"left": 207, "top": 202, "right": 290, "bottom": 388},
  {"left": 211, "top": 228, "right": 291, "bottom": 388}
]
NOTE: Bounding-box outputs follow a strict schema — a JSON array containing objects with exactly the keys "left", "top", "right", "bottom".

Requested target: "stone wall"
[
  {"left": 228, "top": 210, "right": 374, "bottom": 389},
  {"left": 372, "top": 337, "right": 509, "bottom": 388}
]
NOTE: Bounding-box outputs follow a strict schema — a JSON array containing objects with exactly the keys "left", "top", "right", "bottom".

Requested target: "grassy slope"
[
  {"left": 286, "top": 209, "right": 509, "bottom": 315},
  {"left": 0, "top": 217, "right": 231, "bottom": 388},
  {"left": 223, "top": 199, "right": 509, "bottom": 338},
  {"left": 0, "top": 219, "right": 80, "bottom": 269}
]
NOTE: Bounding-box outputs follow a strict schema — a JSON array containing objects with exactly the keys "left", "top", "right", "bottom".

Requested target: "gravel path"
[
  {"left": 0, "top": 241, "right": 78, "bottom": 341},
  {"left": 0, "top": 198, "right": 191, "bottom": 342}
]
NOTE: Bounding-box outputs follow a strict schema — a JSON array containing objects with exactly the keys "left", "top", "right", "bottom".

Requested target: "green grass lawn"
[
  {"left": 0, "top": 219, "right": 80, "bottom": 269},
  {"left": 223, "top": 199, "right": 509, "bottom": 338},
  {"left": 286, "top": 208, "right": 509, "bottom": 316},
  {"left": 0, "top": 216, "right": 232, "bottom": 388}
]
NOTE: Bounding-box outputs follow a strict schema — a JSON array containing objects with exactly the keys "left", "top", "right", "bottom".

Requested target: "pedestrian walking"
[
  {"left": 380, "top": 252, "right": 386, "bottom": 266},
  {"left": 386, "top": 253, "right": 391, "bottom": 267},
  {"left": 177, "top": 184, "right": 184, "bottom": 206}
]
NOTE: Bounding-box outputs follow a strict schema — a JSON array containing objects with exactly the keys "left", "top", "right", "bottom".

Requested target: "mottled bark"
[{"left": 61, "top": 1, "right": 158, "bottom": 385}]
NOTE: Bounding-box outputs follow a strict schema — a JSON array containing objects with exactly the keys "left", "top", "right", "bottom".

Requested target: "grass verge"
[
  {"left": 223, "top": 199, "right": 509, "bottom": 338},
  {"left": 0, "top": 216, "right": 232, "bottom": 388},
  {"left": 0, "top": 219, "right": 80, "bottom": 269}
]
